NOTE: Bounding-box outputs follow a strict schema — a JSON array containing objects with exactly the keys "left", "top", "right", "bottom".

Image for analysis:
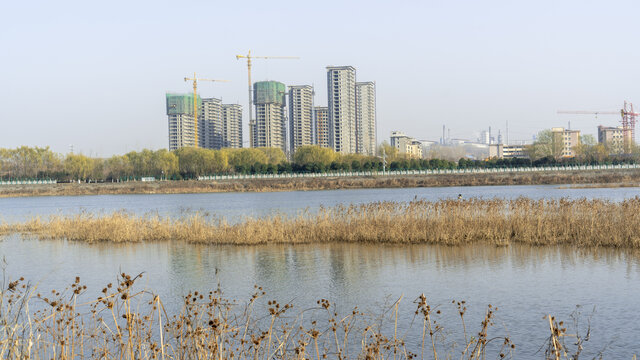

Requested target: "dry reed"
[
  {"left": 6, "top": 272, "right": 591, "bottom": 359},
  {"left": 4, "top": 197, "right": 640, "bottom": 247}
]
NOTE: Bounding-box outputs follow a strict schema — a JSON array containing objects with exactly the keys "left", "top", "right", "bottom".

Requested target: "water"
[
  {"left": 1, "top": 236, "right": 638, "bottom": 357},
  {"left": 2, "top": 185, "right": 640, "bottom": 356},
  {"left": 1, "top": 184, "right": 639, "bottom": 221}
]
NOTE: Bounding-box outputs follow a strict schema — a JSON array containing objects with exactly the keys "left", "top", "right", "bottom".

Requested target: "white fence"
[
  {"left": 198, "top": 164, "right": 640, "bottom": 181},
  {"left": 0, "top": 179, "right": 57, "bottom": 185},
  {"left": 1, "top": 164, "right": 637, "bottom": 185}
]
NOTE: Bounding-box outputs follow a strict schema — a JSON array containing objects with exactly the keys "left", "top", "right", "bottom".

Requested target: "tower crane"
[
  {"left": 184, "top": 72, "right": 229, "bottom": 148},
  {"left": 557, "top": 101, "right": 639, "bottom": 152},
  {"left": 236, "top": 51, "right": 299, "bottom": 147}
]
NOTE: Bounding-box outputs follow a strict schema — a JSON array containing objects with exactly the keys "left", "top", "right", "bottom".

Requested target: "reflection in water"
[
  {"left": 2, "top": 184, "right": 640, "bottom": 223},
  {"left": 2, "top": 236, "right": 639, "bottom": 356}
]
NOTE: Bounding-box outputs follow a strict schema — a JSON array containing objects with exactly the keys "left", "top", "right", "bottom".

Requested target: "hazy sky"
[{"left": 1, "top": 0, "right": 639, "bottom": 156}]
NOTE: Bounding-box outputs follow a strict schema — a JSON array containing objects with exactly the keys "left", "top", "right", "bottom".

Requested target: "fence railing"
[
  {"left": 198, "top": 163, "right": 640, "bottom": 181},
  {"left": 0, "top": 179, "right": 57, "bottom": 185},
  {"left": 1, "top": 164, "right": 638, "bottom": 186}
]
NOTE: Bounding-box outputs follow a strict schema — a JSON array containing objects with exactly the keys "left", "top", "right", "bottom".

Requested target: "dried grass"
[{"left": 5, "top": 197, "right": 640, "bottom": 247}]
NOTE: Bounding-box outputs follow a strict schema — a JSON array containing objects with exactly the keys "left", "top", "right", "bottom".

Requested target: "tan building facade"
[
  {"left": 551, "top": 127, "right": 580, "bottom": 157},
  {"left": 314, "top": 106, "right": 330, "bottom": 148},
  {"left": 598, "top": 125, "right": 629, "bottom": 154},
  {"left": 390, "top": 131, "right": 422, "bottom": 158}
]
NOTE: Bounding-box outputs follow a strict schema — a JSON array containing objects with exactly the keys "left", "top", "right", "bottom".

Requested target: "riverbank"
[
  {"left": 1, "top": 168, "right": 640, "bottom": 198},
  {"left": 4, "top": 198, "right": 640, "bottom": 247}
]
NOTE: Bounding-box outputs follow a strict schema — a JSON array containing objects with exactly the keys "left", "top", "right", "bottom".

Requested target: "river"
[{"left": 1, "top": 184, "right": 639, "bottom": 357}]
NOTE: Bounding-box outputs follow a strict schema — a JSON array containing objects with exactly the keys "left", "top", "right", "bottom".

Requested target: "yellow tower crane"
[
  {"left": 184, "top": 72, "right": 229, "bottom": 148},
  {"left": 235, "top": 51, "right": 299, "bottom": 146}
]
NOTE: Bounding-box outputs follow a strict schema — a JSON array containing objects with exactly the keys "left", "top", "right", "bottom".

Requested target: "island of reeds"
[
  {"left": 3, "top": 197, "right": 640, "bottom": 247},
  {"left": 0, "top": 273, "right": 594, "bottom": 359}
]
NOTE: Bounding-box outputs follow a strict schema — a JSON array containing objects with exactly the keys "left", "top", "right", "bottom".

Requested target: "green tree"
[
  {"left": 293, "top": 146, "right": 336, "bottom": 168},
  {"left": 65, "top": 154, "right": 94, "bottom": 181},
  {"left": 525, "top": 129, "right": 563, "bottom": 160},
  {"left": 152, "top": 149, "right": 179, "bottom": 178},
  {"left": 377, "top": 141, "right": 399, "bottom": 161},
  {"left": 104, "top": 155, "right": 132, "bottom": 181},
  {"left": 227, "top": 148, "right": 269, "bottom": 173},
  {"left": 256, "top": 147, "right": 286, "bottom": 165}
]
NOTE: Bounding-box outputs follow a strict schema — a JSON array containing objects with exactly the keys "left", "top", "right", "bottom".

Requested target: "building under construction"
[
  {"left": 252, "top": 81, "right": 287, "bottom": 152},
  {"left": 167, "top": 93, "right": 200, "bottom": 151},
  {"left": 166, "top": 93, "right": 242, "bottom": 151}
]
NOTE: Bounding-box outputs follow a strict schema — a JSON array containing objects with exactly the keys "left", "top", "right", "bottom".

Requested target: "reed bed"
[
  {"left": 5, "top": 197, "right": 640, "bottom": 247},
  {"left": 0, "top": 273, "right": 597, "bottom": 359}
]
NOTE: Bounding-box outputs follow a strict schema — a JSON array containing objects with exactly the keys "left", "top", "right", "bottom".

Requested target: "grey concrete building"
[
  {"left": 200, "top": 98, "right": 222, "bottom": 149},
  {"left": 356, "top": 81, "right": 376, "bottom": 156},
  {"left": 314, "top": 106, "right": 330, "bottom": 148},
  {"left": 288, "top": 85, "right": 314, "bottom": 155},
  {"left": 327, "top": 66, "right": 357, "bottom": 154},
  {"left": 253, "top": 81, "right": 287, "bottom": 152},
  {"left": 222, "top": 104, "right": 243, "bottom": 148}
]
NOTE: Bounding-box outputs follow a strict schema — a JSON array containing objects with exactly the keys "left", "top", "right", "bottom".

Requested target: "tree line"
[{"left": 0, "top": 141, "right": 638, "bottom": 182}]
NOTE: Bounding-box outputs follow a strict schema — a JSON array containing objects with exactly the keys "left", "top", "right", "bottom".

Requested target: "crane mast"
[
  {"left": 236, "top": 51, "right": 299, "bottom": 147},
  {"left": 557, "top": 101, "right": 639, "bottom": 152},
  {"left": 183, "top": 73, "right": 229, "bottom": 148}
]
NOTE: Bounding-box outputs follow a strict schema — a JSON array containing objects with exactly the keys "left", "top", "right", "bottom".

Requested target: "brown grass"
[
  {"left": 2, "top": 272, "right": 602, "bottom": 359},
  {"left": 1, "top": 168, "right": 640, "bottom": 198},
  {"left": 5, "top": 197, "right": 640, "bottom": 247}
]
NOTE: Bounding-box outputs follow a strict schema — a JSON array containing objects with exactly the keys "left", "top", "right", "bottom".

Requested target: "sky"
[{"left": 1, "top": 0, "right": 639, "bottom": 156}]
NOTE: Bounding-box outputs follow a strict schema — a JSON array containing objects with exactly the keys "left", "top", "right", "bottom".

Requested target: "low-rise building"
[
  {"left": 488, "top": 144, "right": 526, "bottom": 159},
  {"left": 390, "top": 131, "right": 422, "bottom": 158},
  {"left": 598, "top": 125, "right": 628, "bottom": 154},
  {"left": 551, "top": 127, "right": 580, "bottom": 157}
]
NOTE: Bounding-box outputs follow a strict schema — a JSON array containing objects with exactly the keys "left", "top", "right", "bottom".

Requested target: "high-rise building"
[
  {"left": 166, "top": 93, "right": 200, "bottom": 151},
  {"left": 253, "top": 81, "right": 286, "bottom": 151},
  {"left": 288, "top": 85, "right": 314, "bottom": 155},
  {"left": 200, "top": 98, "right": 222, "bottom": 149},
  {"left": 356, "top": 81, "right": 376, "bottom": 156},
  {"left": 314, "top": 106, "right": 330, "bottom": 148},
  {"left": 222, "top": 104, "right": 243, "bottom": 148},
  {"left": 327, "top": 66, "right": 357, "bottom": 154}
]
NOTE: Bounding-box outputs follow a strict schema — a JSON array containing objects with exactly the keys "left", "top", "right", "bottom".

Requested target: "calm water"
[
  {"left": 1, "top": 236, "right": 638, "bottom": 357},
  {"left": 1, "top": 184, "right": 639, "bottom": 221},
  {"left": 1, "top": 185, "right": 640, "bottom": 356}
]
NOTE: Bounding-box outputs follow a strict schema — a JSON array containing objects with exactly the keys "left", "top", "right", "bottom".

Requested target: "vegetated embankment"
[
  {"left": 4, "top": 198, "right": 640, "bottom": 247},
  {"left": 1, "top": 168, "right": 640, "bottom": 198}
]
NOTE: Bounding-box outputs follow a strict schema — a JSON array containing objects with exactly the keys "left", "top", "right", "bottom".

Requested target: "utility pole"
[{"left": 382, "top": 147, "right": 387, "bottom": 174}]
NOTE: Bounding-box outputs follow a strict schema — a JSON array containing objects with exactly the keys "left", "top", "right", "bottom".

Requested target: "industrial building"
[
  {"left": 288, "top": 85, "right": 314, "bottom": 154},
  {"left": 314, "top": 106, "right": 330, "bottom": 148},
  {"left": 253, "top": 81, "right": 287, "bottom": 152},
  {"left": 327, "top": 66, "right": 357, "bottom": 154},
  {"left": 356, "top": 81, "right": 376, "bottom": 156}
]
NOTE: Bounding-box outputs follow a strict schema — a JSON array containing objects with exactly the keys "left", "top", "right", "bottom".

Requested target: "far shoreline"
[{"left": 1, "top": 168, "right": 639, "bottom": 198}]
